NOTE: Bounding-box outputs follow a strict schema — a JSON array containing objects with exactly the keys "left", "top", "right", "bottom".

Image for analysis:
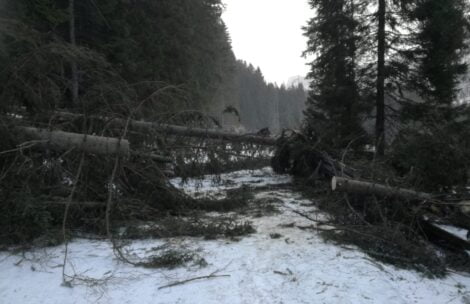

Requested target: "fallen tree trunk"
[
  {"left": 332, "top": 176, "right": 470, "bottom": 250},
  {"left": 331, "top": 176, "right": 433, "bottom": 201},
  {"left": 54, "top": 112, "right": 278, "bottom": 145},
  {"left": 420, "top": 219, "right": 470, "bottom": 251},
  {"left": 18, "top": 127, "right": 172, "bottom": 162},
  {"left": 131, "top": 151, "right": 173, "bottom": 163},
  {"left": 149, "top": 123, "right": 277, "bottom": 145},
  {"left": 20, "top": 127, "right": 130, "bottom": 157}
]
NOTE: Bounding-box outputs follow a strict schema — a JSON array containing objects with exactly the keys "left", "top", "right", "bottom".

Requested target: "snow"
[
  {"left": 435, "top": 224, "right": 469, "bottom": 241},
  {"left": 169, "top": 167, "right": 292, "bottom": 198},
  {"left": 1, "top": 168, "right": 470, "bottom": 304}
]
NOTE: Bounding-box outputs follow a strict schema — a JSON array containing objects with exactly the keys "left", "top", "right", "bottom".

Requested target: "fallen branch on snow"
[{"left": 158, "top": 270, "right": 230, "bottom": 290}]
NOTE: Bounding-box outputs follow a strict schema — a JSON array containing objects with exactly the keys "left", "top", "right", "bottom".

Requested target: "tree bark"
[
  {"left": 69, "top": 0, "right": 79, "bottom": 105},
  {"left": 20, "top": 127, "right": 130, "bottom": 157},
  {"left": 332, "top": 176, "right": 470, "bottom": 249},
  {"left": 149, "top": 123, "right": 277, "bottom": 145},
  {"left": 420, "top": 219, "right": 470, "bottom": 250},
  {"left": 331, "top": 176, "right": 433, "bottom": 201},
  {"left": 376, "top": 0, "right": 386, "bottom": 156},
  {"left": 18, "top": 127, "right": 172, "bottom": 161},
  {"left": 54, "top": 112, "right": 278, "bottom": 145}
]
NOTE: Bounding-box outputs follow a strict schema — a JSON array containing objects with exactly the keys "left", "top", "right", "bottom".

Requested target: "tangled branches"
[{"left": 276, "top": 133, "right": 470, "bottom": 276}]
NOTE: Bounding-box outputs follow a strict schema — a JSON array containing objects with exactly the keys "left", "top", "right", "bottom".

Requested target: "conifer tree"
[
  {"left": 1, "top": 0, "right": 236, "bottom": 114},
  {"left": 375, "top": 0, "right": 386, "bottom": 155},
  {"left": 363, "top": 0, "right": 414, "bottom": 155},
  {"left": 404, "top": 0, "right": 470, "bottom": 122},
  {"left": 303, "top": 0, "right": 368, "bottom": 147}
]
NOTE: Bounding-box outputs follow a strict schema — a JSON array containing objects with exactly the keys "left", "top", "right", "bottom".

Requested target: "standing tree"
[
  {"left": 389, "top": 0, "right": 470, "bottom": 190},
  {"left": 69, "top": 0, "right": 78, "bottom": 106},
  {"left": 303, "top": 0, "right": 368, "bottom": 148},
  {"left": 375, "top": 0, "right": 386, "bottom": 155},
  {"left": 351, "top": 0, "right": 413, "bottom": 155},
  {"left": 361, "top": 0, "right": 414, "bottom": 155},
  {"left": 404, "top": 0, "right": 470, "bottom": 122}
]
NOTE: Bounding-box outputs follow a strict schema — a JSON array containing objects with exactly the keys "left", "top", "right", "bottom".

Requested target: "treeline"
[
  {"left": 0, "top": 0, "right": 233, "bottom": 119},
  {"left": 233, "top": 61, "right": 306, "bottom": 132}
]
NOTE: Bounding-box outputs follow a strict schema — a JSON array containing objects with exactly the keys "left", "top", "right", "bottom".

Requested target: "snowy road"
[{"left": 1, "top": 168, "right": 469, "bottom": 304}]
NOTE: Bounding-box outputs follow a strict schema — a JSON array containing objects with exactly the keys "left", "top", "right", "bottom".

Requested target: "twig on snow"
[
  {"left": 158, "top": 270, "right": 230, "bottom": 290},
  {"left": 159, "top": 263, "right": 232, "bottom": 290}
]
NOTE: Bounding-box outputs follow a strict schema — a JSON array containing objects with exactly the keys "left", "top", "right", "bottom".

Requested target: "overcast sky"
[{"left": 222, "top": 0, "right": 312, "bottom": 85}]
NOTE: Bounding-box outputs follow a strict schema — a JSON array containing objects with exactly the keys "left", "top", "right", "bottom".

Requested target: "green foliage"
[
  {"left": 0, "top": 197, "right": 54, "bottom": 244},
  {"left": 0, "top": 123, "right": 58, "bottom": 244},
  {"left": 390, "top": 0, "right": 470, "bottom": 190},
  {"left": 409, "top": 0, "right": 470, "bottom": 106},
  {"left": 1, "top": 0, "right": 235, "bottom": 112},
  {"left": 391, "top": 122, "right": 470, "bottom": 191},
  {"left": 303, "top": 0, "right": 369, "bottom": 148},
  {"left": 302, "top": 0, "right": 470, "bottom": 155},
  {"left": 95, "top": 0, "right": 235, "bottom": 110},
  {"left": 399, "top": 0, "right": 470, "bottom": 124},
  {"left": 137, "top": 249, "right": 203, "bottom": 269},
  {"left": 123, "top": 216, "right": 255, "bottom": 240},
  {"left": 309, "top": 185, "right": 452, "bottom": 277}
]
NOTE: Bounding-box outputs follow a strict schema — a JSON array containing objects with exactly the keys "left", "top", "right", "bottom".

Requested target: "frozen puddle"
[{"left": 1, "top": 168, "right": 470, "bottom": 304}]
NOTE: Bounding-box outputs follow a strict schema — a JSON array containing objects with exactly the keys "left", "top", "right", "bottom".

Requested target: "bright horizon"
[{"left": 222, "top": 0, "right": 312, "bottom": 85}]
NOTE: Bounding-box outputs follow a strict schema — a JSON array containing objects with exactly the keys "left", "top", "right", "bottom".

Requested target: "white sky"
[{"left": 222, "top": 0, "right": 312, "bottom": 85}]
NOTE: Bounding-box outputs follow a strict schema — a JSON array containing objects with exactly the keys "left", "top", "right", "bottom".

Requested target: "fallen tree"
[
  {"left": 271, "top": 132, "right": 355, "bottom": 179},
  {"left": 331, "top": 176, "right": 433, "bottom": 201},
  {"left": 270, "top": 131, "right": 470, "bottom": 273},
  {"left": 18, "top": 127, "right": 172, "bottom": 162},
  {"left": 420, "top": 220, "right": 470, "bottom": 251},
  {"left": 53, "top": 112, "right": 278, "bottom": 146},
  {"left": 20, "top": 126, "right": 130, "bottom": 157},
  {"left": 331, "top": 176, "right": 470, "bottom": 251}
]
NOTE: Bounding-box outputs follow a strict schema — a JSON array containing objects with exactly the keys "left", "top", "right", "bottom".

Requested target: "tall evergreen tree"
[
  {"left": 68, "top": 0, "right": 78, "bottom": 105},
  {"left": 303, "top": 0, "right": 368, "bottom": 147},
  {"left": 404, "top": 0, "right": 470, "bottom": 122},
  {"left": 375, "top": 0, "right": 386, "bottom": 155},
  {"left": 353, "top": 0, "right": 413, "bottom": 154},
  {"left": 354, "top": 0, "right": 414, "bottom": 155}
]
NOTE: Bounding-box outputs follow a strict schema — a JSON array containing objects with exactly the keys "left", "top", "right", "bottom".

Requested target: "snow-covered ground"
[
  {"left": 169, "top": 167, "right": 291, "bottom": 198},
  {"left": 436, "top": 224, "right": 470, "bottom": 242},
  {"left": 1, "top": 168, "right": 470, "bottom": 304}
]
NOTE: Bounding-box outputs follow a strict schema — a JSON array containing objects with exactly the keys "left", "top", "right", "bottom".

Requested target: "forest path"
[{"left": 1, "top": 168, "right": 470, "bottom": 304}]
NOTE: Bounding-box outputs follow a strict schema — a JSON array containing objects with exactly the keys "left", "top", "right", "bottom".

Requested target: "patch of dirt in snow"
[{"left": 1, "top": 168, "right": 470, "bottom": 304}]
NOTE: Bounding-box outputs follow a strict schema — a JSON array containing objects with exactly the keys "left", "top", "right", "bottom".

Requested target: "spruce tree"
[
  {"left": 389, "top": 0, "right": 470, "bottom": 190},
  {"left": 376, "top": 0, "right": 386, "bottom": 155},
  {"left": 357, "top": 0, "right": 413, "bottom": 155},
  {"left": 405, "top": 0, "right": 470, "bottom": 122},
  {"left": 303, "top": 0, "right": 367, "bottom": 147}
]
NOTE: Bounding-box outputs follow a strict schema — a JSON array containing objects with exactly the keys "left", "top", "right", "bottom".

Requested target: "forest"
[
  {"left": 0, "top": 0, "right": 306, "bottom": 132},
  {"left": 1, "top": 0, "right": 470, "bottom": 303}
]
